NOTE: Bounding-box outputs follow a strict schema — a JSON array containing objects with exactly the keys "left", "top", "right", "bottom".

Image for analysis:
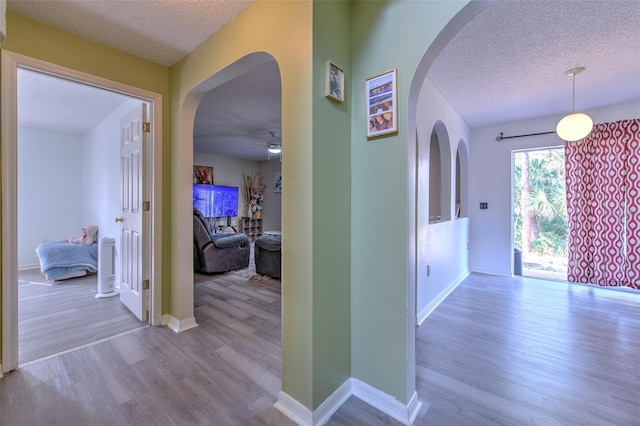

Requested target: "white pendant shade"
[
  {"left": 556, "top": 67, "right": 593, "bottom": 142},
  {"left": 556, "top": 112, "right": 593, "bottom": 142}
]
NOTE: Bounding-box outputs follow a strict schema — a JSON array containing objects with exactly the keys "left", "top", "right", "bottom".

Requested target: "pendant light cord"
[{"left": 572, "top": 73, "right": 576, "bottom": 113}]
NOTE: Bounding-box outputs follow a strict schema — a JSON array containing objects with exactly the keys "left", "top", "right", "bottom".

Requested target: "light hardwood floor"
[
  {"left": 2, "top": 273, "right": 639, "bottom": 425},
  {"left": 18, "top": 269, "right": 145, "bottom": 364},
  {"left": 410, "top": 275, "right": 640, "bottom": 426}
]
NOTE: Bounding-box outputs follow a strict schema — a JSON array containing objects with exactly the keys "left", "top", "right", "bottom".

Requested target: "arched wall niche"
[
  {"left": 429, "top": 120, "right": 452, "bottom": 223},
  {"left": 455, "top": 138, "right": 470, "bottom": 218}
]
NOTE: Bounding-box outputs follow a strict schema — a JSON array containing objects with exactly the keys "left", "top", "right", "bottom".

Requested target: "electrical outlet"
[
  {"left": 480, "top": 202, "right": 488, "bottom": 209},
  {"left": 427, "top": 265, "right": 431, "bottom": 276}
]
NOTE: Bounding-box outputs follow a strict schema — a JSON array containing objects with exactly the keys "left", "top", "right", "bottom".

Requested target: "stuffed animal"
[{"left": 69, "top": 225, "right": 99, "bottom": 245}]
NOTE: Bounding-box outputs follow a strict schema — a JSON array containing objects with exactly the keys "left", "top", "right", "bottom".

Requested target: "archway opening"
[{"left": 176, "top": 51, "right": 285, "bottom": 396}]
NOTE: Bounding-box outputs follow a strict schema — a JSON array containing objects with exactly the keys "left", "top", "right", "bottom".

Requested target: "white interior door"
[{"left": 118, "top": 104, "right": 147, "bottom": 321}]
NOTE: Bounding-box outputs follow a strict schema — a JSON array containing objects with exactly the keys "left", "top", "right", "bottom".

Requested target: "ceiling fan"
[{"left": 267, "top": 131, "right": 282, "bottom": 160}]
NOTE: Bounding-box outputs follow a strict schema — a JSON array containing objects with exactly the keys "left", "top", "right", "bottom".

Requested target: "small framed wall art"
[
  {"left": 274, "top": 171, "right": 282, "bottom": 193},
  {"left": 366, "top": 68, "right": 397, "bottom": 138},
  {"left": 325, "top": 61, "right": 344, "bottom": 103},
  {"left": 193, "top": 165, "right": 213, "bottom": 184}
]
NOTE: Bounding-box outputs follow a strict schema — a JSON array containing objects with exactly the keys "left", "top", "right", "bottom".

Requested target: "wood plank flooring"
[
  {"left": 330, "top": 274, "right": 640, "bottom": 425},
  {"left": 412, "top": 275, "right": 640, "bottom": 426},
  {"left": 2, "top": 273, "right": 639, "bottom": 425},
  {"left": 2, "top": 272, "right": 293, "bottom": 426},
  {"left": 18, "top": 269, "right": 144, "bottom": 364}
]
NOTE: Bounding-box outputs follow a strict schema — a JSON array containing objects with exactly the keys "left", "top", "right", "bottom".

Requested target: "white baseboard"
[
  {"left": 470, "top": 267, "right": 510, "bottom": 277},
  {"left": 274, "top": 391, "right": 313, "bottom": 426},
  {"left": 163, "top": 315, "right": 198, "bottom": 333},
  {"left": 416, "top": 270, "right": 469, "bottom": 326},
  {"left": 276, "top": 378, "right": 419, "bottom": 426},
  {"left": 313, "top": 379, "right": 352, "bottom": 425},
  {"left": 406, "top": 391, "right": 425, "bottom": 425},
  {"left": 351, "top": 378, "right": 423, "bottom": 425},
  {"left": 18, "top": 263, "right": 40, "bottom": 271}
]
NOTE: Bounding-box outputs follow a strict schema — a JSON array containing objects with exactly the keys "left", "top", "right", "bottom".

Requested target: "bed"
[{"left": 36, "top": 241, "right": 99, "bottom": 281}]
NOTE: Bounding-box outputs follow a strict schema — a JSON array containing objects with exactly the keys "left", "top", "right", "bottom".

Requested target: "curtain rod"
[{"left": 496, "top": 131, "right": 556, "bottom": 141}]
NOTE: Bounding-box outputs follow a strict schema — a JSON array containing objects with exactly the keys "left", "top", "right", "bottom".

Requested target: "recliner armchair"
[{"left": 193, "top": 209, "right": 250, "bottom": 273}]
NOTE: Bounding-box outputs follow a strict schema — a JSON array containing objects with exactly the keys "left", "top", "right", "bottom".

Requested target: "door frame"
[{"left": 1, "top": 50, "right": 163, "bottom": 374}]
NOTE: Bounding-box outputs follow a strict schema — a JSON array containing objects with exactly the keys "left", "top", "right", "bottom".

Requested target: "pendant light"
[{"left": 556, "top": 67, "right": 593, "bottom": 142}]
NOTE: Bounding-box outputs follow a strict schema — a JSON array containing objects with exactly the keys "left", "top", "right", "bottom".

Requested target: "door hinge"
[
  {"left": 143, "top": 279, "right": 150, "bottom": 290},
  {"left": 143, "top": 201, "right": 150, "bottom": 211},
  {"left": 142, "top": 122, "right": 151, "bottom": 133}
]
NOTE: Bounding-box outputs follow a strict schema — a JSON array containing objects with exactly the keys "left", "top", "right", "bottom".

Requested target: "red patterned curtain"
[
  {"left": 624, "top": 120, "right": 640, "bottom": 288},
  {"left": 565, "top": 118, "right": 640, "bottom": 289}
]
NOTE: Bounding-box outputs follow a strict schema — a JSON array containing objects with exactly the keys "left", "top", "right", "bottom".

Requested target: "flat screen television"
[{"left": 193, "top": 184, "right": 239, "bottom": 219}]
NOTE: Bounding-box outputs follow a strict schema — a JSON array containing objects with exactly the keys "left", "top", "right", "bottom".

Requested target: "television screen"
[{"left": 193, "top": 184, "right": 239, "bottom": 218}]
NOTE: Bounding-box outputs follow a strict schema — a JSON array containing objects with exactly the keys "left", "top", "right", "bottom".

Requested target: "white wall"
[
  {"left": 415, "top": 79, "right": 471, "bottom": 324},
  {"left": 18, "top": 127, "right": 84, "bottom": 268},
  {"left": 258, "top": 159, "right": 282, "bottom": 232},
  {"left": 83, "top": 99, "right": 141, "bottom": 279},
  {"left": 18, "top": 100, "right": 138, "bottom": 270},
  {"left": 469, "top": 101, "right": 640, "bottom": 276}
]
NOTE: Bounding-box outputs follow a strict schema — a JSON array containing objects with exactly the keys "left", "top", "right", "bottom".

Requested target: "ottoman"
[{"left": 254, "top": 235, "right": 282, "bottom": 279}]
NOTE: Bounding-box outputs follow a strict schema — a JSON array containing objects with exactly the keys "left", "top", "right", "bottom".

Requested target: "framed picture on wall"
[
  {"left": 366, "top": 68, "right": 398, "bottom": 138},
  {"left": 274, "top": 171, "right": 282, "bottom": 193},
  {"left": 325, "top": 61, "right": 344, "bottom": 103},
  {"left": 193, "top": 165, "right": 213, "bottom": 185}
]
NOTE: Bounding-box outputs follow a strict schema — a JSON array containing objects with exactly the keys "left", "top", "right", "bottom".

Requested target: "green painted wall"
[
  {"left": 0, "top": 0, "right": 475, "bottom": 415},
  {"left": 350, "top": 1, "right": 468, "bottom": 403},
  {"left": 168, "top": 1, "right": 316, "bottom": 409},
  {"left": 0, "top": 11, "right": 170, "bottom": 362},
  {"left": 312, "top": 0, "right": 352, "bottom": 409}
]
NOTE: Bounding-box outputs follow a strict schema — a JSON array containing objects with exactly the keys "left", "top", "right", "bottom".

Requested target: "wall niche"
[
  {"left": 429, "top": 121, "right": 452, "bottom": 223},
  {"left": 455, "top": 139, "right": 469, "bottom": 218}
]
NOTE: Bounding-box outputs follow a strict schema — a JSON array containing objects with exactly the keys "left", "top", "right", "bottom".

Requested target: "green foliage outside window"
[{"left": 513, "top": 148, "right": 567, "bottom": 257}]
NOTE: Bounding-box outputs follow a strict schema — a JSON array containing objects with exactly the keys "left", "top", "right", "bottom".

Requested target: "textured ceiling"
[
  {"left": 18, "top": 69, "right": 132, "bottom": 135},
  {"left": 9, "top": 1, "right": 640, "bottom": 162},
  {"left": 428, "top": 0, "right": 640, "bottom": 128},
  {"left": 194, "top": 60, "right": 282, "bottom": 161},
  {"left": 7, "top": 0, "right": 254, "bottom": 67}
]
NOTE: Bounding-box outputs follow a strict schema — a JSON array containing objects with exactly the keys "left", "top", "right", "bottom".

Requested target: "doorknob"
[{"left": 115, "top": 216, "right": 124, "bottom": 223}]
